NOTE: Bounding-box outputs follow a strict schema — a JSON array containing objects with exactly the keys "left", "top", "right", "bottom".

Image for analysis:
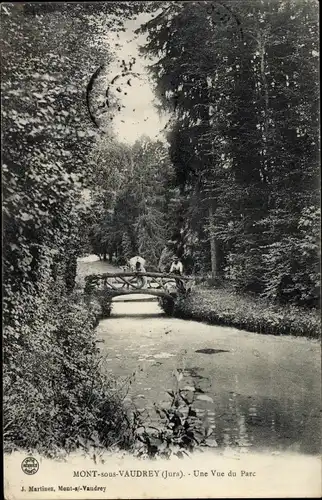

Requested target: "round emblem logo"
[{"left": 21, "top": 457, "right": 39, "bottom": 475}]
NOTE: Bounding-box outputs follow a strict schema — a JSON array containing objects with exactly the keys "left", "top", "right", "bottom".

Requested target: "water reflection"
[
  {"left": 192, "top": 391, "right": 321, "bottom": 455},
  {"left": 130, "top": 376, "right": 320, "bottom": 455},
  {"left": 157, "top": 365, "right": 320, "bottom": 456}
]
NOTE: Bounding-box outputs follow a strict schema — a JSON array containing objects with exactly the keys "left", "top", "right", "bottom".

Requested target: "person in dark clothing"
[{"left": 135, "top": 260, "right": 147, "bottom": 288}]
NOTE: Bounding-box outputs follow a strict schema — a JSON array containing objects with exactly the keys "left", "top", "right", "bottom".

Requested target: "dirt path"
[{"left": 78, "top": 256, "right": 321, "bottom": 455}]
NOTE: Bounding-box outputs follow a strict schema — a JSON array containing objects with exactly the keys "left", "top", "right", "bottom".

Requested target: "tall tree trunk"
[
  {"left": 209, "top": 204, "right": 217, "bottom": 279},
  {"left": 258, "top": 30, "right": 270, "bottom": 188}
]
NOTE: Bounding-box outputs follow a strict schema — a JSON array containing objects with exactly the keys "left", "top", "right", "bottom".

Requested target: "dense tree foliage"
[
  {"left": 138, "top": 0, "right": 320, "bottom": 305},
  {"left": 88, "top": 136, "right": 173, "bottom": 266},
  {"left": 2, "top": 3, "right": 105, "bottom": 329},
  {"left": 1, "top": 2, "right": 150, "bottom": 454}
]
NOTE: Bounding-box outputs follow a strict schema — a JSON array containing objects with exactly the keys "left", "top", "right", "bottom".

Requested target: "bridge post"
[
  {"left": 159, "top": 296, "right": 175, "bottom": 316},
  {"left": 99, "top": 290, "right": 112, "bottom": 318},
  {"left": 84, "top": 276, "right": 112, "bottom": 319}
]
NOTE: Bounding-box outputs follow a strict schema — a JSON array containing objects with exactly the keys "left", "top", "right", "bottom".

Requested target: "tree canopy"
[{"left": 135, "top": 0, "right": 320, "bottom": 304}]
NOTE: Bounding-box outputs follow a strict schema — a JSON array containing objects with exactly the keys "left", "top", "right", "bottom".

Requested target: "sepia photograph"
[{"left": 2, "top": 1, "right": 321, "bottom": 498}]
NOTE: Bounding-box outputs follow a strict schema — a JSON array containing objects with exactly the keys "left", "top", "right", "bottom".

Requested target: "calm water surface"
[
  {"left": 78, "top": 258, "right": 321, "bottom": 456},
  {"left": 97, "top": 299, "right": 321, "bottom": 456}
]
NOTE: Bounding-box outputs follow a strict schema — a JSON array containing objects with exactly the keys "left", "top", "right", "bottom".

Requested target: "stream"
[{"left": 78, "top": 256, "right": 321, "bottom": 456}]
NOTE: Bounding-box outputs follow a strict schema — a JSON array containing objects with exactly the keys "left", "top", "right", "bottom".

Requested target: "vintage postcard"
[{"left": 2, "top": 1, "right": 321, "bottom": 499}]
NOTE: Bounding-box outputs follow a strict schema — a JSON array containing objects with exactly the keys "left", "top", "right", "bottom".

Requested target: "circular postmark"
[{"left": 21, "top": 457, "right": 39, "bottom": 475}]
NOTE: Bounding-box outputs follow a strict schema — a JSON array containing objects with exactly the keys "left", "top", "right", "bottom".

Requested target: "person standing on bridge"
[
  {"left": 129, "top": 255, "right": 146, "bottom": 271},
  {"left": 130, "top": 256, "right": 148, "bottom": 289},
  {"left": 169, "top": 256, "right": 185, "bottom": 293},
  {"left": 170, "top": 256, "right": 183, "bottom": 276}
]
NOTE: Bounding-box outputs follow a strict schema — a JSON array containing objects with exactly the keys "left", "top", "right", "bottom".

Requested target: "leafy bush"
[
  {"left": 131, "top": 371, "right": 215, "bottom": 459},
  {"left": 174, "top": 285, "right": 320, "bottom": 338},
  {"left": 159, "top": 296, "right": 176, "bottom": 316},
  {"left": 3, "top": 287, "right": 131, "bottom": 457},
  {"left": 221, "top": 207, "right": 320, "bottom": 307}
]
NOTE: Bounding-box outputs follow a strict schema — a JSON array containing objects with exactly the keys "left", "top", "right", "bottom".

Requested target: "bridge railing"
[
  {"left": 85, "top": 271, "right": 193, "bottom": 280},
  {"left": 84, "top": 272, "right": 194, "bottom": 295}
]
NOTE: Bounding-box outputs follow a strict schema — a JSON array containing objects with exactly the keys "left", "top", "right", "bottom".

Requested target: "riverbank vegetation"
[
  {"left": 3, "top": 288, "right": 133, "bottom": 455},
  {"left": 174, "top": 285, "right": 320, "bottom": 339}
]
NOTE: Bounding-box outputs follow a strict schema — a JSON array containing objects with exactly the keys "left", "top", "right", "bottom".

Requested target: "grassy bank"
[
  {"left": 174, "top": 285, "right": 320, "bottom": 339},
  {"left": 3, "top": 285, "right": 134, "bottom": 457}
]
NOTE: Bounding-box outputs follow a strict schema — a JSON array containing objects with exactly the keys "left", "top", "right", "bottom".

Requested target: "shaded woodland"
[{"left": 2, "top": 1, "right": 320, "bottom": 454}]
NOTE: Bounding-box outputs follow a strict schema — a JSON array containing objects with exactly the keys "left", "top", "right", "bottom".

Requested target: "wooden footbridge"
[{"left": 84, "top": 271, "right": 193, "bottom": 317}]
